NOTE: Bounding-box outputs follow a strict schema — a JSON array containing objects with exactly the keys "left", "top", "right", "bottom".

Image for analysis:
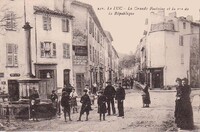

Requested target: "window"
[
  {"left": 179, "top": 36, "right": 183, "bottom": 46},
  {"left": 183, "top": 22, "right": 186, "bottom": 29},
  {"left": 89, "top": 45, "right": 92, "bottom": 61},
  {"left": 40, "top": 42, "right": 56, "bottom": 58},
  {"left": 92, "top": 47, "right": 94, "bottom": 62},
  {"left": 62, "top": 18, "right": 69, "bottom": 32},
  {"left": 6, "top": 43, "right": 18, "bottom": 66},
  {"left": 5, "top": 11, "right": 17, "bottom": 30},
  {"left": 181, "top": 53, "right": 184, "bottom": 64},
  {"left": 43, "top": 15, "right": 51, "bottom": 31},
  {"left": 63, "top": 43, "right": 70, "bottom": 58},
  {"left": 89, "top": 17, "right": 92, "bottom": 34}
]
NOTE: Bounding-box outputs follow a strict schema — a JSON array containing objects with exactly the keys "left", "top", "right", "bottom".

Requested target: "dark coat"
[
  {"left": 104, "top": 85, "right": 116, "bottom": 99},
  {"left": 142, "top": 85, "right": 151, "bottom": 104},
  {"left": 97, "top": 95, "right": 107, "bottom": 114},
  {"left": 61, "top": 94, "right": 71, "bottom": 112},
  {"left": 50, "top": 93, "right": 58, "bottom": 102},
  {"left": 80, "top": 94, "right": 91, "bottom": 113},
  {"left": 175, "top": 85, "right": 193, "bottom": 130},
  {"left": 115, "top": 86, "right": 125, "bottom": 101}
]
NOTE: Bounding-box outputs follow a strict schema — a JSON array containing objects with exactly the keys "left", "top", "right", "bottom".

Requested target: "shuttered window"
[
  {"left": 179, "top": 36, "right": 183, "bottom": 46},
  {"left": 5, "top": 11, "right": 17, "bottom": 30},
  {"left": 6, "top": 44, "right": 18, "bottom": 66},
  {"left": 40, "top": 42, "right": 56, "bottom": 58},
  {"left": 62, "top": 18, "right": 69, "bottom": 32},
  {"left": 43, "top": 15, "right": 51, "bottom": 31},
  {"left": 63, "top": 43, "right": 70, "bottom": 58}
]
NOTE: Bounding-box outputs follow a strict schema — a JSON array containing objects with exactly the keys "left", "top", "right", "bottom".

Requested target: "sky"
[{"left": 78, "top": 0, "right": 200, "bottom": 54}]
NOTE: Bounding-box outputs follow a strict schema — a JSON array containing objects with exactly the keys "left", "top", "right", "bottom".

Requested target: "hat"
[
  {"left": 176, "top": 78, "right": 181, "bottom": 82},
  {"left": 83, "top": 89, "right": 88, "bottom": 92},
  {"left": 85, "top": 84, "right": 89, "bottom": 86},
  {"left": 106, "top": 80, "right": 111, "bottom": 83},
  {"left": 52, "top": 90, "right": 56, "bottom": 93},
  {"left": 98, "top": 90, "right": 103, "bottom": 94}
]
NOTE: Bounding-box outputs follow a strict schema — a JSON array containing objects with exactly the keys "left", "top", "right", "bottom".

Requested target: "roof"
[
  {"left": 33, "top": 6, "right": 74, "bottom": 19},
  {"left": 72, "top": 1, "right": 106, "bottom": 37},
  {"left": 104, "top": 31, "right": 113, "bottom": 42}
]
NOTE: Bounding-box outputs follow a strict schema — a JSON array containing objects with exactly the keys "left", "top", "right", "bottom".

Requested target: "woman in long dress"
[
  {"left": 177, "top": 78, "right": 194, "bottom": 130},
  {"left": 142, "top": 82, "right": 151, "bottom": 108}
]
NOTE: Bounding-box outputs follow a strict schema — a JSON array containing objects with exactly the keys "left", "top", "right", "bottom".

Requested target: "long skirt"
[
  {"left": 142, "top": 93, "right": 151, "bottom": 104},
  {"left": 175, "top": 100, "right": 194, "bottom": 130}
]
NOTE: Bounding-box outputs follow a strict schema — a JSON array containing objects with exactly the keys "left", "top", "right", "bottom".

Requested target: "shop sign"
[{"left": 10, "top": 73, "right": 20, "bottom": 77}]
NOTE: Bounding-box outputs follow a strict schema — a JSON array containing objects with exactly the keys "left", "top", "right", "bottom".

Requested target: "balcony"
[{"left": 150, "top": 22, "right": 175, "bottom": 32}]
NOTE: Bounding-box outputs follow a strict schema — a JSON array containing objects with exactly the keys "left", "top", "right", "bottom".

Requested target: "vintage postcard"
[{"left": 0, "top": 0, "right": 200, "bottom": 131}]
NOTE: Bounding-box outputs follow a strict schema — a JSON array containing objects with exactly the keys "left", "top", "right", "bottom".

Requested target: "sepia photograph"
[{"left": 0, "top": 0, "right": 200, "bottom": 131}]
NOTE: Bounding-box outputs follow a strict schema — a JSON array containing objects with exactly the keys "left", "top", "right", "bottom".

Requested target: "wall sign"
[{"left": 10, "top": 73, "right": 20, "bottom": 77}]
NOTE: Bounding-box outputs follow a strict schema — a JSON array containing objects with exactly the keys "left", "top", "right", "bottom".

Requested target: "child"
[
  {"left": 70, "top": 88, "right": 78, "bottom": 113},
  {"left": 61, "top": 91, "right": 72, "bottom": 122},
  {"left": 77, "top": 89, "right": 92, "bottom": 121},
  {"left": 97, "top": 90, "right": 107, "bottom": 121},
  {"left": 30, "top": 99, "right": 38, "bottom": 121}
]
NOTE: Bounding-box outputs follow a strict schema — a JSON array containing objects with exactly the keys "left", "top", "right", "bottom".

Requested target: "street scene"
[{"left": 1, "top": 0, "right": 200, "bottom": 131}]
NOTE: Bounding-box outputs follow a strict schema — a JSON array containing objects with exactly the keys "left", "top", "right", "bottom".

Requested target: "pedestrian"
[
  {"left": 130, "top": 77, "right": 134, "bottom": 89},
  {"left": 62, "top": 83, "right": 73, "bottom": 95},
  {"left": 97, "top": 90, "right": 107, "bottom": 121},
  {"left": 30, "top": 99, "right": 38, "bottom": 121},
  {"left": 141, "top": 82, "right": 151, "bottom": 108},
  {"left": 61, "top": 91, "right": 72, "bottom": 122},
  {"left": 104, "top": 80, "right": 116, "bottom": 115},
  {"left": 70, "top": 87, "right": 78, "bottom": 113},
  {"left": 50, "top": 90, "right": 58, "bottom": 107},
  {"left": 30, "top": 87, "right": 40, "bottom": 103},
  {"left": 115, "top": 82, "right": 125, "bottom": 118},
  {"left": 77, "top": 89, "right": 92, "bottom": 121},
  {"left": 174, "top": 78, "right": 182, "bottom": 128},
  {"left": 175, "top": 78, "right": 194, "bottom": 130}
]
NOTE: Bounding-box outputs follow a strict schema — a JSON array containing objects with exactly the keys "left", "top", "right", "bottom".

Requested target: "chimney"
[
  {"left": 54, "top": 0, "right": 64, "bottom": 12},
  {"left": 169, "top": 12, "right": 177, "bottom": 18},
  {"left": 63, "top": 0, "right": 75, "bottom": 13},
  {"left": 186, "top": 15, "right": 193, "bottom": 22}
]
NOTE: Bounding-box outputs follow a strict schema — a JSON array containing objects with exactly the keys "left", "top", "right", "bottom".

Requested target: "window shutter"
[
  {"left": 179, "top": 36, "right": 183, "bottom": 46},
  {"left": 66, "top": 44, "right": 70, "bottom": 58},
  {"left": 40, "top": 42, "right": 45, "bottom": 57},
  {"left": 48, "top": 16, "right": 52, "bottom": 30},
  {"left": 6, "top": 44, "right": 13, "bottom": 66},
  {"left": 13, "top": 44, "right": 18, "bottom": 66},
  {"left": 63, "top": 43, "right": 67, "bottom": 57},
  {"left": 62, "top": 19, "right": 66, "bottom": 32},
  {"left": 52, "top": 43, "right": 56, "bottom": 57},
  {"left": 43, "top": 15, "right": 48, "bottom": 30},
  {"left": 66, "top": 19, "right": 69, "bottom": 32}
]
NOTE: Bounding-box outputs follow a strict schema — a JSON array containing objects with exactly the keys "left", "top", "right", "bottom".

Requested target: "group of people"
[
  {"left": 174, "top": 78, "right": 194, "bottom": 130},
  {"left": 122, "top": 77, "right": 134, "bottom": 89},
  {"left": 57, "top": 80, "right": 126, "bottom": 122}
]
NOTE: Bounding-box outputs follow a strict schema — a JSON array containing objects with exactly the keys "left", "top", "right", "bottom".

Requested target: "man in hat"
[
  {"left": 115, "top": 82, "right": 126, "bottom": 118},
  {"left": 61, "top": 91, "right": 72, "bottom": 122},
  {"left": 77, "top": 89, "right": 92, "bottom": 121},
  {"left": 104, "top": 80, "right": 116, "bottom": 115},
  {"left": 50, "top": 90, "right": 58, "bottom": 113},
  {"left": 97, "top": 90, "right": 107, "bottom": 121}
]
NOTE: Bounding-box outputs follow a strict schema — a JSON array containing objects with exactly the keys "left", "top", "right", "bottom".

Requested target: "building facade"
[
  {"left": 0, "top": 0, "right": 74, "bottom": 100},
  {"left": 137, "top": 11, "right": 200, "bottom": 88}
]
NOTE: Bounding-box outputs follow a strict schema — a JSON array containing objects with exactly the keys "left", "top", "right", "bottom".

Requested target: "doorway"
[
  {"left": 152, "top": 69, "right": 163, "bottom": 88},
  {"left": 8, "top": 80, "right": 19, "bottom": 101}
]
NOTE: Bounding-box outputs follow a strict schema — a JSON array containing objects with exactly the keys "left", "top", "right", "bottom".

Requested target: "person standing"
[
  {"left": 130, "top": 77, "right": 134, "bottom": 89},
  {"left": 77, "top": 89, "right": 92, "bottom": 121},
  {"left": 174, "top": 78, "right": 182, "bottom": 127},
  {"left": 50, "top": 90, "right": 58, "bottom": 108},
  {"left": 115, "top": 82, "right": 125, "bottom": 117},
  {"left": 176, "top": 78, "right": 194, "bottom": 130},
  {"left": 70, "top": 88, "right": 78, "bottom": 113},
  {"left": 104, "top": 81, "right": 116, "bottom": 115},
  {"left": 61, "top": 91, "right": 72, "bottom": 122},
  {"left": 97, "top": 90, "right": 107, "bottom": 121},
  {"left": 141, "top": 82, "right": 151, "bottom": 108}
]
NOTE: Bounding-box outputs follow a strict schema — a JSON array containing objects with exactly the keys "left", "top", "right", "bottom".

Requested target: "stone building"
[
  {"left": 137, "top": 11, "right": 200, "bottom": 88},
  {"left": 0, "top": 0, "right": 74, "bottom": 100}
]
